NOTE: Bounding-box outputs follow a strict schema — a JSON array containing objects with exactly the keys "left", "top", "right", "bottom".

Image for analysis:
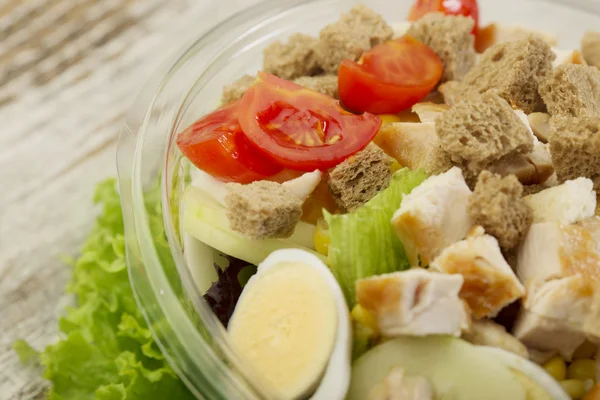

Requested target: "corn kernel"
[
  {"left": 378, "top": 114, "right": 402, "bottom": 125},
  {"left": 351, "top": 305, "right": 379, "bottom": 333},
  {"left": 560, "top": 379, "right": 586, "bottom": 399},
  {"left": 568, "top": 359, "right": 597, "bottom": 381},
  {"left": 544, "top": 356, "right": 567, "bottom": 381},
  {"left": 313, "top": 219, "right": 330, "bottom": 256}
]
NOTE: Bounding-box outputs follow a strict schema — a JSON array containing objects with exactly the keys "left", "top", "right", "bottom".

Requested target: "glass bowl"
[{"left": 117, "top": 0, "right": 600, "bottom": 398}]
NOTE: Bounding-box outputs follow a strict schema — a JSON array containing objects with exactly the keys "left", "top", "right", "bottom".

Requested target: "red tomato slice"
[
  {"left": 176, "top": 100, "right": 283, "bottom": 184},
  {"left": 238, "top": 72, "right": 382, "bottom": 171},
  {"left": 408, "top": 0, "right": 479, "bottom": 33},
  {"left": 338, "top": 37, "right": 443, "bottom": 115}
]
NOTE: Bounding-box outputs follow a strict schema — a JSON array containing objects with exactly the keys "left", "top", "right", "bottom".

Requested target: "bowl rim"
[{"left": 117, "top": 0, "right": 600, "bottom": 398}]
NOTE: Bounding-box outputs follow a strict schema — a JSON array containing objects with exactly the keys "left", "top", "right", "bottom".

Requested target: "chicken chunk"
[
  {"left": 463, "top": 319, "right": 529, "bottom": 359},
  {"left": 391, "top": 167, "right": 473, "bottom": 266},
  {"left": 524, "top": 178, "right": 597, "bottom": 224},
  {"left": 356, "top": 269, "right": 470, "bottom": 337},
  {"left": 430, "top": 227, "right": 525, "bottom": 319},
  {"left": 368, "top": 368, "right": 433, "bottom": 400},
  {"left": 517, "top": 222, "right": 600, "bottom": 286},
  {"left": 513, "top": 276, "right": 600, "bottom": 359},
  {"left": 411, "top": 102, "right": 449, "bottom": 123}
]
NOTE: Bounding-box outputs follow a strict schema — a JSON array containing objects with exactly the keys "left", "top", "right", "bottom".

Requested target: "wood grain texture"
[{"left": 0, "top": 0, "right": 254, "bottom": 398}]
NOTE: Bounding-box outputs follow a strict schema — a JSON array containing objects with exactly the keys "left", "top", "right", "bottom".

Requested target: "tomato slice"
[
  {"left": 176, "top": 100, "right": 283, "bottom": 184},
  {"left": 238, "top": 72, "right": 381, "bottom": 171},
  {"left": 338, "top": 36, "right": 443, "bottom": 115},
  {"left": 408, "top": 0, "right": 479, "bottom": 33}
]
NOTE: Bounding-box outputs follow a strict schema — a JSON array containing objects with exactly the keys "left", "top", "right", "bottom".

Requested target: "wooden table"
[{"left": 0, "top": 1, "right": 255, "bottom": 398}]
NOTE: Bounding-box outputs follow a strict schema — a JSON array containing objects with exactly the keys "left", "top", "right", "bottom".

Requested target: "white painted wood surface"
[{"left": 0, "top": 1, "right": 256, "bottom": 398}]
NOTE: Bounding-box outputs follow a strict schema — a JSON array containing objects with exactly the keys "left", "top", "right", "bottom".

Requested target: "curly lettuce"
[
  {"left": 14, "top": 179, "right": 194, "bottom": 400},
  {"left": 324, "top": 168, "right": 428, "bottom": 305}
]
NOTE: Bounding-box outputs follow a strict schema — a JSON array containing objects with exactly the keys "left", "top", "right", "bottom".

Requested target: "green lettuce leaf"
[
  {"left": 324, "top": 168, "right": 428, "bottom": 305},
  {"left": 15, "top": 178, "right": 194, "bottom": 400}
]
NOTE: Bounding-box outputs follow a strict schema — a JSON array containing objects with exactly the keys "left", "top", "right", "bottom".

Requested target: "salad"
[{"left": 176, "top": 1, "right": 600, "bottom": 399}]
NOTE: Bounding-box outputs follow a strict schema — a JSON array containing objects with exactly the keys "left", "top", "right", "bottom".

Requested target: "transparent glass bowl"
[{"left": 117, "top": 0, "right": 600, "bottom": 398}]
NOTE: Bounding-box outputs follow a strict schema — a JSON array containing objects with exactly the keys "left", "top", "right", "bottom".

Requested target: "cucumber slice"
[
  {"left": 181, "top": 186, "right": 325, "bottom": 267},
  {"left": 348, "top": 336, "right": 527, "bottom": 400}
]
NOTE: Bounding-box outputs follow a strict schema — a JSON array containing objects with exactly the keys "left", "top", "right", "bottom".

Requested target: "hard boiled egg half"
[{"left": 227, "top": 249, "right": 351, "bottom": 400}]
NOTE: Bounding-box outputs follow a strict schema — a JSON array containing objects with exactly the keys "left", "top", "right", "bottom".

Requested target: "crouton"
[
  {"left": 582, "top": 31, "right": 600, "bottom": 68},
  {"left": 431, "top": 226, "right": 525, "bottom": 319},
  {"left": 547, "top": 115, "right": 600, "bottom": 189},
  {"left": 435, "top": 93, "right": 534, "bottom": 177},
  {"left": 463, "top": 320, "right": 529, "bottom": 359},
  {"left": 539, "top": 64, "right": 600, "bottom": 118},
  {"left": 293, "top": 75, "right": 338, "bottom": 98},
  {"left": 454, "top": 36, "right": 555, "bottom": 113},
  {"left": 524, "top": 178, "right": 597, "bottom": 225},
  {"left": 328, "top": 144, "right": 393, "bottom": 212},
  {"left": 406, "top": 13, "right": 476, "bottom": 82},
  {"left": 527, "top": 113, "right": 551, "bottom": 143},
  {"left": 263, "top": 34, "right": 321, "bottom": 80},
  {"left": 316, "top": 5, "right": 393, "bottom": 73},
  {"left": 468, "top": 171, "right": 533, "bottom": 251},
  {"left": 438, "top": 81, "right": 463, "bottom": 106},
  {"left": 221, "top": 74, "right": 255, "bottom": 105},
  {"left": 225, "top": 181, "right": 302, "bottom": 239},
  {"left": 392, "top": 167, "right": 473, "bottom": 267}
]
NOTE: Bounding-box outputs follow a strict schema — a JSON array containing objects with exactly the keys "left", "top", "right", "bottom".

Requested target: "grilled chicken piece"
[
  {"left": 431, "top": 227, "right": 525, "bottom": 319},
  {"left": 357, "top": 269, "right": 470, "bottom": 337},
  {"left": 392, "top": 167, "right": 473, "bottom": 266}
]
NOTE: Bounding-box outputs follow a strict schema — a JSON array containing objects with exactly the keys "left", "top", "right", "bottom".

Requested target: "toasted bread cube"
[
  {"left": 263, "top": 33, "right": 321, "bottom": 80},
  {"left": 457, "top": 36, "right": 555, "bottom": 113},
  {"left": 582, "top": 31, "right": 600, "bottom": 68},
  {"left": 225, "top": 181, "right": 302, "bottom": 239},
  {"left": 468, "top": 171, "right": 533, "bottom": 251},
  {"left": 328, "top": 144, "right": 393, "bottom": 212},
  {"left": 392, "top": 167, "right": 473, "bottom": 266},
  {"left": 316, "top": 5, "right": 393, "bottom": 73},
  {"left": 292, "top": 75, "right": 338, "bottom": 98},
  {"left": 524, "top": 178, "right": 597, "bottom": 224},
  {"left": 540, "top": 64, "right": 600, "bottom": 118},
  {"left": 463, "top": 320, "right": 529, "bottom": 359},
  {"left": 406, "top": 13, "right": 476, "bottom": 82},
  {"left": 431, "top": 227, "right": 525, "bottom": 319},
  {"left": 436, "top": 93, "right": 534, "bottom": 176},
  {"left": 548, "top": 115, "right": 600, "bottom": 190},
  {"left": 517, "top": 222, "right": 600, "bottom": 286},
  {"left": 438, "top": 81, "right": 464, "bottom": 106},
  {"left": 356, "top": 269, "right": 469, "bottom": 337},
  {"left": 221, "top": 74, "right": 255, "bottom": 105}
]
